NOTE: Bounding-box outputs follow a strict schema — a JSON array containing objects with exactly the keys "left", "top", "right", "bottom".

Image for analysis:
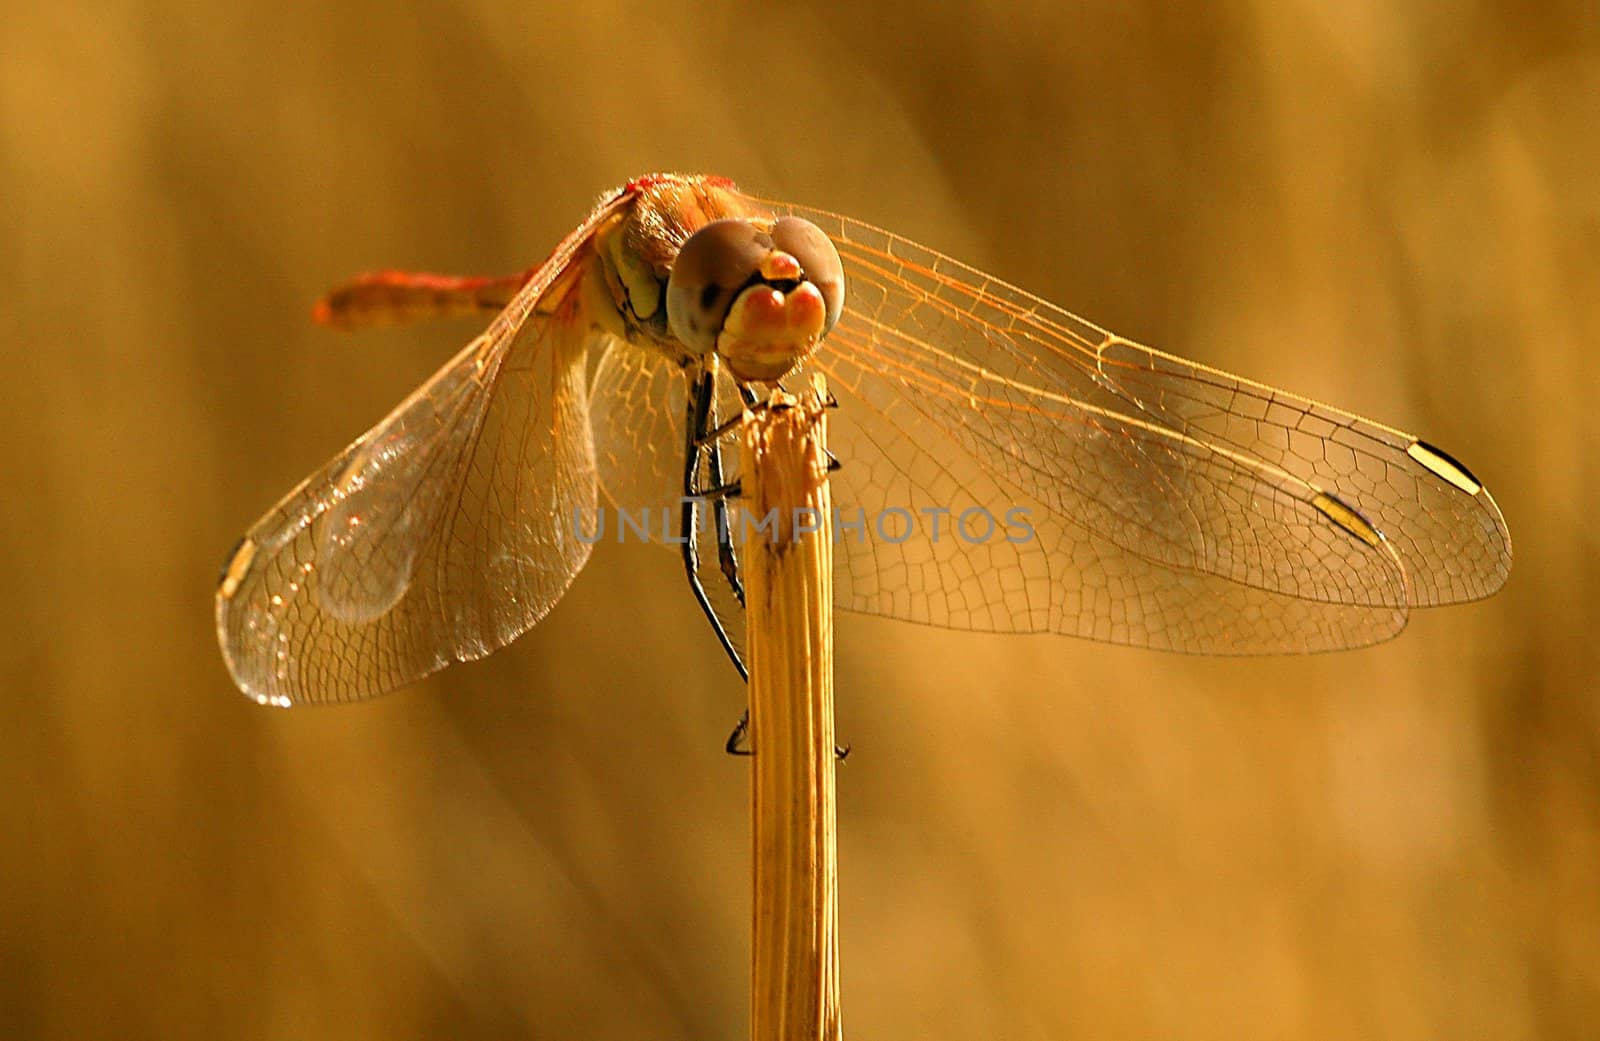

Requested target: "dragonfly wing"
[
  {"left": 1090, "top": 338, "right": 1511, "bottom": 606},
  {"left": 590, "top": 336, "right": 688, "bottom": 527},
  {"left": 216, "top": 266, "right": 604, "bottom": 706},
  {"left": 785, "top": 344, "right": 1409, "bottom": 653},
  {"left": 590, "top": 339, "right": 750, "bottom": 526},
  {"left": 589, "top": 340, "right": 750, "bottom": 662},
  {"left": 772, "top": 199, "right": 1510, "bottom": 610},
  {"left": 734, "top": 195, "right": 1511, "bottom": 652}
]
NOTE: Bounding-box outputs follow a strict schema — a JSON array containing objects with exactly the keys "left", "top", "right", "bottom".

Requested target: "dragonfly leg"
[
  {"left": 695, "top": 415, "right": 741, "bottom": 448},
  {"left": 701, "top": 401, "right": 747, "bottom": 605},
  {"left": 699, "top": 479, "right": 743, "bottom": 501},
  {"left": 682, "top": 366, "right": 748, "bottom": 685},
  {"left": 726, "top": 710, "right": 851, "bottom": 761},
  {"left": 761, "top": 378, "right": 835, "bottom": 410},
  {"left": 693, "top": 379, "right": 767, "bottom": 446},
  {"left": 694, "top": 369, "right": 757, "bottom": 759},
  {"left": 684, "top": 367, "right": 849, "bottom": 760},
  {"left": 725, "top": 709, "right": 751, "bottom": 756}
]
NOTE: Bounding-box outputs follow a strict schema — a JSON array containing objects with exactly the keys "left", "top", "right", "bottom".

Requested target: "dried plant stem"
[{"left": 741, "top": 375, "right": 841, "bottom": 1041}]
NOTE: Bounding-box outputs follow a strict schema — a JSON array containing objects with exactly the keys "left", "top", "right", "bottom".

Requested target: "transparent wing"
[
  {"left": 589, "top": 339, "right": 750, "bottom": 662},
  {"left": 590, "top": 336, "right": 687, "bottom": 525},
  {"left": 590, "top": 339, "right": 748, "bottom": 533},
  {"left": 591, "top": 329, "right": 1410, "bottom": 654},
  {"left": 216, "top": 255, "right": 604, "bottom": 705},
  {"left": 799, "top": 345, "right": 1410, "bottom": 653},
  {"left": 736, "top": 192, "right": 1510, "bottom": 652}
]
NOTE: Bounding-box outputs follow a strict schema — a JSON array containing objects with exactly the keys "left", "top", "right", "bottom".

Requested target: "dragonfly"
[{"left": 215, "top": 173, "right": 1511, "bottom": 707}]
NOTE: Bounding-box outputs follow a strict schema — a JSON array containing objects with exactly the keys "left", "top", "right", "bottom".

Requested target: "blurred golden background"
[{"left": 3, "top": 1, "right": 1596, "bottom": 1038}]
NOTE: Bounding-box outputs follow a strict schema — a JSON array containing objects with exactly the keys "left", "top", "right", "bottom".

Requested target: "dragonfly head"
[{"left": 666, "top": 216, "right": 844, "bottom": 382}]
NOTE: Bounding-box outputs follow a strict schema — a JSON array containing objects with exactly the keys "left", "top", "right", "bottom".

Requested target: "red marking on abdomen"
[{"left": 312, "top": 269, "right": 534, "bottom": 329}]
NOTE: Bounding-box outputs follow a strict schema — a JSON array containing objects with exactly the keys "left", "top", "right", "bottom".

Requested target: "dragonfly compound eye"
[
  {"left": 667, "top": 216, "right": 846, "bottom": 382},
  {"left": 770, "top": 216, "right": 844, "bottom": 334}
]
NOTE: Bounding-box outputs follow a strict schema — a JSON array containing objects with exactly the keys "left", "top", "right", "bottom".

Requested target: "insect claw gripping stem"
[
  {"left": 726, "top": 710, "right": 752, "bottom": 756},
  {"left": 725, "top": 710, "right": 852, "bottom": 761}
]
